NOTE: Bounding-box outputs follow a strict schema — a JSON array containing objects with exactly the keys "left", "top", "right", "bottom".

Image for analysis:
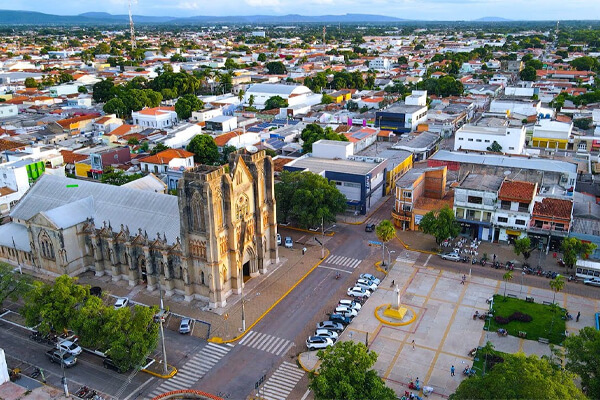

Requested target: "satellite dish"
[
  {"left": 246, "top": 145, "right": 258, "bottom": 154},
  {"left": 504, "top": 170, "right": 512, "bottom": 175}
]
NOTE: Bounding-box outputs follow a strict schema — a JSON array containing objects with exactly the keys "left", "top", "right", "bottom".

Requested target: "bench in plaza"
[
  {"left": 542, "top": 301, "right": 552, "bottom": 305},
  {"left": 538, "top": 337, "right": 549, "bottom": 344}
]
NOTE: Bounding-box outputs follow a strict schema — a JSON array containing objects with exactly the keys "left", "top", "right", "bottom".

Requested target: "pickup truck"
[{"left": 46, "top": 349, "right": 77, "bottom": 367}]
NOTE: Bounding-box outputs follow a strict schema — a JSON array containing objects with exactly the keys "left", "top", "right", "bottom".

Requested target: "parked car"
[
  {"left": 179, "top": 318, "right": 192, "bottom": 334},
  {"left": 90, "top": 286, "right": 102, "bottom": 297},
  {"left": 103, "top": 357, "right": 126, "bottom": 373},
  {"left": 584, "top": 278, "right": 600, "bottom": 287},
  {"left": 359, "top": 273, "right": 381, "bottom": 286},
  {"left": 114, "top": 297, "right": 129, "bottom": 309},
  {"left": 276, "top": 234, "right": 282, "bottom": 246},
  {"left": 356, "top": 278, "right": 378, "bottom": 292},
  {"left": 46, "top": 349, "right": 77, "bottom": 367},
  {"left": 365, "top": 223, "right": 376, "bottom": 232},
  {"left": 306, "top": 336, "right": 334, "bottom": 351},
  {"left": 338, "top": 299, "right": 362, "bottom": 311},
  {"left": 329, "top": 313, "right": 352, "bottom": 325},
  {"left": 284, "top": 237, "right": 293, "bottom": 249},
  {"left": 347, "top": 287, "right": 371, "bottom": 299},
  {"left": 440, "top": 252, "right": 461, "bottom": 262},
  {"left": 316, "top": 321, "right": 344, "bottom": 332},
  {"left": 314, "top": 329, "right": 339, "bottom": 342},
  {"left": 334, "top": 306, "right": 358, "bottom": 317},
  {"left": 56, "top": 340, "right": 82, "bottom": 356}
]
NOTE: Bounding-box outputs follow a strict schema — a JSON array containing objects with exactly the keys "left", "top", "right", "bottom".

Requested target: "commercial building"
[
  {"left": 530, "top": 118, "right": 572, "bottom": 150},
  {"left": 528, "top": 196, "right": 573, "bottom": 251},
  {"left": 132, "top": 107, "right": 178, "bottom": 129},
  {"left": 375, "top": 103, "right": 428, "bottom": 134},
  {"left": 493, "top": 180, "right": 537, "bottom": 243},
  {"left": 454, "top": 118, "right": 526, "bottom": 154}
]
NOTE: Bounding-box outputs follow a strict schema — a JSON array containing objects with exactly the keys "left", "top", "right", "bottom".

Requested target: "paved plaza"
[{"left": 304, "top": 249, "right": 599, "bottom": 399}]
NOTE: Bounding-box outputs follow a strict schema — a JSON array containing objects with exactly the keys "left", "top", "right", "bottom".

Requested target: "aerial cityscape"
[{"left": 0, "top": 3, "right": 599, "bottom": 400}]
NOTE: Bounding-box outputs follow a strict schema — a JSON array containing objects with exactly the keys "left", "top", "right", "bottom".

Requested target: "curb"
[
  {"left": 278, "top": 224, "right": 335, "bottom": 236},
  {"left": 340, "top": 196, "right": 392, "bottom": 226},
  {"left": 142, "top": 365, "right": 178, "bottom": 379},
  {"left": 209, "top": 249, "right": 331, "bottom": 344},
  {"left": 395, "top": 233, "right": 439, "bottom": 255},
  {"left": 374, "top": 261, "right": 388, "bottom": 275},
  {"left": 297, "top": 353, "right": 318, "bottom": 373}
]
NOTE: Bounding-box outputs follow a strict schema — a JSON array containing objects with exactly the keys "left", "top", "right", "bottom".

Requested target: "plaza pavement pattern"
[{"left": 336, "top": 251, "right": 599, "bottom": 399}]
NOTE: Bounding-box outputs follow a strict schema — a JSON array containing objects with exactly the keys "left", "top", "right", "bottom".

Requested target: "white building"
[
  {"left": 369, "top": 58, "right": 392, "bottom": 71},
  {"left": 0, "top": 104, "right": 18, "bottom": 119},
  {"left": 493, "top": 180, "right": 538, "bottom": 243},
  {"left": 191, "top": 107, "right": 223, "bottom": 122},
  {"left": 205, "top": 115, "right": 238, "bottom": 133},
  {"left": 531, "top": 119, "right": 573, "bottom": 150},
  {"left": 311, "top": 139, "right": 354, "bottom": 159},
  {"left": 489, "top": 98, "right": 541, "bottom": 117},
  {"left": 132, "top": 106, "right": 178, "bottom": 129},
  {"left": 138, "top": 148, "right": 195, "bottom": 175},
  {"left": 454, "top": 120, "right": 526, "bottom": 154},
  {"left": 593, "top": 109, "right": 600, "bottom": 136},
  {"left": 405, "top": 90, "right": 427, "bottom": 106},
  {"left": 244, "top": 83, "right": 318, "bottom": 110}
]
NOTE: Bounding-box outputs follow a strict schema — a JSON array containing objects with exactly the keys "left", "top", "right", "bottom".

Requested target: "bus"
[{"left": 575, "top": 260, "right": 600, "bottom": 283}]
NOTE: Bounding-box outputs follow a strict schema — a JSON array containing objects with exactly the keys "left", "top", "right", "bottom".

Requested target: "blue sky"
[{"left": 5, "top": 0, "right": 600, "bottom": 20}]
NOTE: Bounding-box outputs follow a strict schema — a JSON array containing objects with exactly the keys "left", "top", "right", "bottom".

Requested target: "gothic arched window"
[{"left": 39, "top": 231, "right": 55, "bottom": 260}]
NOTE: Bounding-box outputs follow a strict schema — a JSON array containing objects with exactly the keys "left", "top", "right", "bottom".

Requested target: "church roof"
[
  {"left": 41, "top": 196, "right": 95, "bottom": 230},
  {"left": 10, "top": 175, "right": 180, "bottom": 244},
  {"left": 0, "top": 223, "right": 31, "bottom": 252}
]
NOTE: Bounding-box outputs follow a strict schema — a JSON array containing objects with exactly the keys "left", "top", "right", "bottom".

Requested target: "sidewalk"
[{"left": 75, "top": 243, "right": 324, "bottom": 341}]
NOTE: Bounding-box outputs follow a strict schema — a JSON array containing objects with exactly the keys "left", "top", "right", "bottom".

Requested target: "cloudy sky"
[{"left": 5, "top": 0, "right": 600, "bottom": 20}]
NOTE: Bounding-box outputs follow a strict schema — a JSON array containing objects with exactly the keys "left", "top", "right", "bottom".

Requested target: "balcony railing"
[{"left": 527, "top": 222, "right": 569, "bottom": 236}]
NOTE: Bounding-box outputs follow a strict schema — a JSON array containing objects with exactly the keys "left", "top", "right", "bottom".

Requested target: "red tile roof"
[
  {"left": 60, "top": 150, "right": 88, "bottom": 164},
  {"left": 532, "top": 197, "right": 573, "bottom": 220},
  {"left": 498, "top": 180, "right": 537, "bottom": 202},
  {"left": 57, "top": 114, "right": 98, "bottom": 129},
  {"left": 137, "top": 106, "right": 176, "bottom": 116},
  {"left": 138, "top": 148, "right": 194, "bottom": 165},
  {"left": 0, "top": 139, "right": 24, "bottom": 151},
  {"left": 107, "top": 124, "right": 135, "bottom": 138}
]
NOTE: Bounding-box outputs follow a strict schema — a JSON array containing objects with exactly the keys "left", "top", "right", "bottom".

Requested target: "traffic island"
[
  {"left": 374, "top": 283, "right": 417, "bottom": 326},
  {"left": 298, "top": 350, "right": 321, "bottom": 372},
  {"left": 142, "top": 360, "right": 178, "bottom": 378}
]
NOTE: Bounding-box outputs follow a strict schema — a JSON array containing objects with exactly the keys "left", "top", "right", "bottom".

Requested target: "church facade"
[{"left": 0, "top": 149, "right": 278, "bottom": 308}]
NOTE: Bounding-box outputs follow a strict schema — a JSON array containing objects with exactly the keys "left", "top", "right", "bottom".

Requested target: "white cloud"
[{"left": 244, "top": 0, "right": 281, "bottom": 7}]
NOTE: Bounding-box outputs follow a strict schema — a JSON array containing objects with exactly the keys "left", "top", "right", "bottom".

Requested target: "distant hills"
[{"left": 0, "top": 10, "right": 519, "bottom": 25}]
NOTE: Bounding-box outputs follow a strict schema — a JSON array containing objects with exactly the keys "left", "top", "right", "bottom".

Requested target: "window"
[
  {"left": 515, "top": 219, "right": 525, "bottom": 226},
  {"left": 403, "top": 191, "right": 412, "bottom": 198},
  {"left": 476, "top": 139, "right": 482, "bottom": 142},
  {"left": 458, "top": 137, "right": 464, "bottom": 141},
  {"left": 403, "top": 204, "right": 412, "bottom": 212},
  {"left": 467, "top": 196, "right": 482, "bottom": 204},
  {"left": 468, "top": 138, "right": 473, "bottom": 142},
  {"left": 39, "top": 231, "right": 55, "bottom": 260},
  {"left": 497, "top": 217, "right": 508, "bottom": 223},
  {"left": 509, "top": 147, "right": 515, "bottom": 150},
  {"left": 485, "top": 139, "right": 490, "bottom": 143}
]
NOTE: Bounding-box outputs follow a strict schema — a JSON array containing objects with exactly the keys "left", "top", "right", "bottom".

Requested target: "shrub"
[
  {"left": 495, "top": 316, "right": 510, "bottom": 324},
  {"left": 510, "top": 311, "right": 533, "bottom": 322}
]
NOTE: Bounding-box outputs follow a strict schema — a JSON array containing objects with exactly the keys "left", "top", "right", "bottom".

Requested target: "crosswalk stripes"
[
  {"left": 147, "top": 342, "right": 233, "bottom": 398},
  {"left": 260, "top": 361, "right": 305, "bottom": 400},
  {"left": 364, "top": 216, "right": 383, "bottom": 226},
  {"left": 396, "top": 250, "right": 419, "bottom": 263},
  {"left": 238, "top": 330, "right": 293, "bottom": 356},
  {"left": 324, "top": 254, "right": 362, "bottom": 269}
]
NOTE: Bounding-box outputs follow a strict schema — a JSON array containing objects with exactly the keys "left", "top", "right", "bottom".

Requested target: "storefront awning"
[{"left": 506, "top": 229, "right": 522, "bottom": 236}]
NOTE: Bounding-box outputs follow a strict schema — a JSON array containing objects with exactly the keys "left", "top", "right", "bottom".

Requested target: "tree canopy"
[
  {"left": 263, "top": 95, "right": 288, "bottom": 110},
  {"left": 265, "top": 61, "right": 287, "bottom": 75},
  {"left": 300, "top": 123, "right": 349, "bottom": 153},
  {"left": 175, "top": 94, "right": 204, "bottom": 120},
  {"left": 275, "top": 170, "right": 347, "bottom": 228},
  {"left": 0, "top": 262, "right": 32, "bottom": 309},
  {"left": 520, "top": 66, "right": 537, "bottom": 81},
  {"left": 419, "top": 205, "right": 460, "bottom": 245},
  {"left": 561, "top": 237, "right": 597, "bottom": 269},
  {"left": 417, "top": 76, "right": 463, "bottom": 97},
  {"left": 100, "top": 167, "right": 142, "bottom": 186},
  {"left": 309, "top": 341, "right": 396, "bottom": 400},
  {"left": 564, "top": 327, "right": 600, "bottom": 399},
  {"left": 513, "top": 237, "right": 533, "bottom": 262},
  {"left": 186, "top": 134, "right": 220, "bottom": 165},
  {"left": 450, "top": 353, "right": 585, "bottom": 400}
]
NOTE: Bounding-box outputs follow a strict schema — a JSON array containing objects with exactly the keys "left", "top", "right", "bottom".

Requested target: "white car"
[
  {"left": 334, "top": 306, "right": 358, "bottom": 318},
  {"left": 347, "top": 287, "right": 371, "bottom": 299},
  {"left": 306, "top": 336, "right": 334, "bottom": 351},
  {"left": 284, "top": 236, "right": 293, "bottom": 249},
  {"left": 338, "top": 299, "right": 361, "bottom": 311},
  {"left": 584, "top": 278, "right": 600, "bottom": 287},
  {"left": 440, "top": 252, "right": 461, "bottom": 261},
  {"left": 315, "top": 329, "right": 339, "bottom": 342},
  {"left": 356, "top": 278, "right": 378, "bottom": 292},
  {"left": 114, "top": 297, "right": 129, "bottom": 309},
  {"left": 276, "top": 234, "right": 282, "bottom": 246},
  {"left": 359, "top": 273, "right": 381, "bottom": 286},
  {"left": 57, "top": 340, "right": 82, "bottom": 356}
]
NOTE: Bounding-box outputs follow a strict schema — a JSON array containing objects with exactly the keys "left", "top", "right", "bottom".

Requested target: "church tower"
[{"left": 178, "top": 149, "right": 278, "bottom": 308}]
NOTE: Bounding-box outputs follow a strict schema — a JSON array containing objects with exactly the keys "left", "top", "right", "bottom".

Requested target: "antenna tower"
[
  {"left": 129, "top": 0, "right": 136, "bottom": 50},
  {"left": 322, "top": 26, "right": 326, "bottom": 46}
]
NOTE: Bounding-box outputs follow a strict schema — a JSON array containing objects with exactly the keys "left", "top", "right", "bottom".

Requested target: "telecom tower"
[
  {"left": 129, "top": 0, "right": 136, "bottom": 50},
  {"left": 322, "top": 26, "right": 326, "bottom": 46}
]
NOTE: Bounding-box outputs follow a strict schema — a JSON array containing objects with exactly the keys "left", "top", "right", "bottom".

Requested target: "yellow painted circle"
[{"left": 375, "top": 304, "right": 417, "bottom": 326}]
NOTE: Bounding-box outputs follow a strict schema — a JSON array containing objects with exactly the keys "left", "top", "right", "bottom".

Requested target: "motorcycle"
[
  {"left": 471, "top": 257, "right": 478, "bottom": 265},
  {"left": 568, "top": 275, "right": 579, "bottom": 283},
  {"left": 494, "top": 261, "right": 501, "bottom": 269},
  {"left": 461, "top": 256, "right": 469, "bottom": 263},
  {"left": 480, "top": 259, "right": 486, "bottom": 267},
  {"left": 335, "top": 272, "right": 340, "bottom": 280},
  {"left": 558, "top": 259, "right": 566, "bottom": 267},
  {"left": 505, "top": 261, "right": 514, "bottom": 271}
]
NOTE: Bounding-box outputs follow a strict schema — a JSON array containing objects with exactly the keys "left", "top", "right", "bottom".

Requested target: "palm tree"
[
  {"left": 502, "top": 271, "right": 513, "bottom": 298},
  {"left": 375, "top": 220, "right": 396, "bottom": 267},
  {"left": 238, "top": 89, "right": 245, "bottom": 104},
  {"left": 549, "top": 275, "right": 565, "bottom": 305},
  {"left": 248, "top": 94, "right": 255, "bottom": 109}
]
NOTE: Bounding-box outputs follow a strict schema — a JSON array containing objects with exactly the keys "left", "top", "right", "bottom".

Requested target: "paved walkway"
[{"left": 301, "top": 249, "right": 598, "bottom": 399}]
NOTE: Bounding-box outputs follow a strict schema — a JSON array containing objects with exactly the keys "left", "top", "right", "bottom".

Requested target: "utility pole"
[
  {"left": 60, "top": 350, "right": 69, "bottom": 397},
  {"left": 156, "top": 272, "right": 168, "bottom": 376},
  {"left": 321, "top": 216, "right": 325, "bottom": 259}
]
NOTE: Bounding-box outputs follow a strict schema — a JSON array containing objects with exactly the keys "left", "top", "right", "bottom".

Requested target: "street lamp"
[
  {"left": 155, "top": 268, "right": 168, "bottom": 376},
  {"left": 320, "top": 216, "right": 336, "bottom": 260},
  {"left": 59, "top": 349, "right": 68, "bottom": 397},
  {"left": 520, "top": 271, "right": 525, "bottom": 296},
  {"left": 387, "top": 250, "right": 396, "bottom": 269}
]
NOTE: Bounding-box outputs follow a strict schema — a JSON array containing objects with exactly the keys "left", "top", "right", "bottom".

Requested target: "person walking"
[
  {"left": 451, "top": 365, "right": 455, "bottom": 376},
  {"left": 576, "top": 311, "right": 581, "bottom": 322},
  {"left": 411, "top": 339, "right": 415, "bottom": 350},
  {"left": 461, "top": 274, "right": 466, "bottom": 284}
]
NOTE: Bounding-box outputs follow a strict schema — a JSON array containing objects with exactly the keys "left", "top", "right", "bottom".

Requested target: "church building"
[{"left": 0, "top": 149, "right": 278, "bottom": 308}]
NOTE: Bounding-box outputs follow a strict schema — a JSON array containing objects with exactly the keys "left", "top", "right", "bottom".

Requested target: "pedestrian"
[
  {"left": 451, "top": 365, "right": 455, "bottom": 376},
  {"left": 411, "top": 339, "right": 415, "bottom": 350},
  {"left": 577, "top": 311, "right": 581, "bottom": 322},
  {"left": 493, "top": 254, "right": 496, "bottom": 262},
  {"left": 391, "top": 279, "right": 395, "bottom": 287}
]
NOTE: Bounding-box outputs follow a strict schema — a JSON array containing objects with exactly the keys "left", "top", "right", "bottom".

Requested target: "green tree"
[
  {"left": 257, "top": 53, "right": 267, "bottom": 62},
  {"left": 561, "top": 237, "right": 597, "bottom": 269},
  {"left": 187, "top": 134, "right": 220, "bottom": 165},
  {"left": 419, "top": 206, "right": 460, "bottom": 245},
  {"left": 24, "top": 77, "right": 38, "bottom": 88},
  {"left": 321, "top": 94, "right": 334, "bottom": 104},
  {"left": 70, "top": 295, "right": 109, "bottom": 350},
  {"left": 275, "top": 170, "right": 347, "bottom": 228},
  {"left": 150, "top": 143, "right": 170, "bottom": 155},
  {"left": 376, "top": 220, "right": 396, "bottom": 267},
  {"left": 309, "top": 341, "right": 396, "bottom": 400},
  {"left": 100, "top": 167, "right": 142, "bottom": 186},
  {"left": 103, "top": 98, "right": 128, "bottom": 118},
  {"left": 487, "top": 141, "right": 502, "bottom": 152},
  {"left": 564, "top": 327, "right": 600, "bottom": 399},
  {"left": 77, "top": 86, "right": 88, "bottom": 94},
  {"left": 248, "top": 94, "right": 255, "bottom": 108},
  {"left": 570, "top": 56, "right": 599, "bottom": 71},
  {"left": 502, "top": 271, "right": 513, "bottom": 298},
  {"left": 237, "top": 89, "right": 245, "bottom": 103},
  {"left": 264, "top": 95, "right": 288, "bottom": 110},
  {"left": 265, "top": 61, "right": 287, "bottom": 75},
  {"left": 22, "top": 275, "right": 88, "bottom": 334},
  {"left": 92, "top": 79, "right": 115, "bottom": 103},
  {"left": 450, "top": 353, "right": 585, "bottom": 400},
  {"left": 300, "top": 123, "right": 349, "bottom": 153},
  {"left": 549, "top": 275, "right": 565, "bottom": 305},
  {"left": 520, "top": 66, "right": 537, "bottom": 81},
  {"left": 513, "top": 237, "right": 533, "bottom": 264},
  {"left": 0, "top": 262, "right": 32, "bottom": 309},
  {"left": 220, "top": 145, "right": 237, "bottom": 164}
]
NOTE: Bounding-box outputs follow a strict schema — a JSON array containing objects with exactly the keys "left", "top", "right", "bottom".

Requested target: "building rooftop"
[
  {"left": 498, "top": 180, "right": 537, "bottom": 202},
  {"left": 395, "top": 166, "right": 445, "bottom": 188},
  {"left": 379, "top": 103, "right": 426, "bottom": 114},
  {"left": 459, "top": 174, "right": 504, "bottom": 192},
  {"left": 286, "top": 155, "right": 383, "bottom": 175},
  {"left": 532, "top": 197, "right": 573, "bottom": 220}
]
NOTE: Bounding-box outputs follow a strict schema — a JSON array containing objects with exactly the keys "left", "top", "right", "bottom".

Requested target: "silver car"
[
  {"left": 315, "top": 328, "right": 339, "bottom": 342},
  {"left": 179, "top": 318, "right": 192, "bottom": 334},
  {"left": 440, "top": 252, "right": 461, "bottom": 261}
]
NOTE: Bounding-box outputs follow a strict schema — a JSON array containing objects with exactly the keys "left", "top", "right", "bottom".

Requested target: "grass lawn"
[
  {"left": 472, "top": 347, "right": 508, "bottom": 377},
  {"left": 486, "top": 294, "right": 566, "bottom": 345}
]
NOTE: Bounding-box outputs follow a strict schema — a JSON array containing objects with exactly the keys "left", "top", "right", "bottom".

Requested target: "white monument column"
[{"left": 0, "top": 348, "right": 9, "bottom": 384}]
